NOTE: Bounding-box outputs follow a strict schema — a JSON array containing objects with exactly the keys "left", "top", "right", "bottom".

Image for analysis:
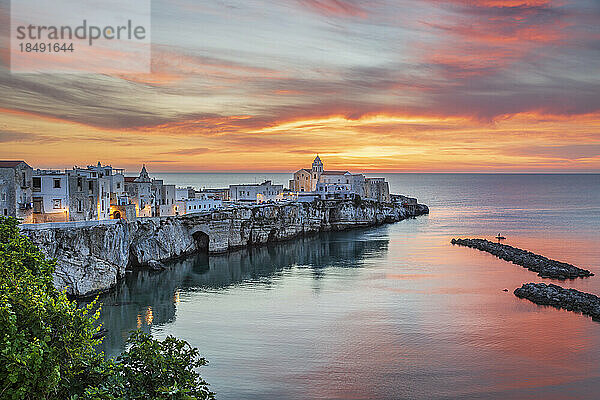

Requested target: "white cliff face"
[
  {"left": 23, "top": 221, "right": 130, "bottom": 297},
  {"left": 20, "top": 200, "right": 428, "bottom": 297},
  {"left": 128, "top": 218, "right": 197, "bottom": 266}
]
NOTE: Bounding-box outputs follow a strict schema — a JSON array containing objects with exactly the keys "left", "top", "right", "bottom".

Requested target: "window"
[
  {"left": 88, "top": 181, "right": 93, "bottom": 191},
  {"left": 53, "top": 199, "right": 61, "bottom": 209},
  {"left": 77, "top": 199, "right": 83, "bottom": 212},
  {"left": 1, "top": 193, "right": 5, "bottom": 202},
  {"left": 3, "top": 209, "right": 6, "bottom": 216},
  {"left": 77, "top": 177, "right": 82, "bottom": 191},
  {"left": 54, "top": 179, "right": 61, "bottom": 188},
  {"left": 116, "top": 182, "right": 121, "bottom": 189},
  {"left": 33, "top": 177, "right": 41, "bottom": 191},
  {"left": 33, "top": 198, "right": 42, "bottom": 213}
]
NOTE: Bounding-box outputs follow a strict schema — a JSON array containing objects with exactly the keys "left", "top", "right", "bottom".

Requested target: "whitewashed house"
[
  {"left": 176, "top": 187, "right": 196, "bottom": 201},
  {"left": 31, "top": 170, "right": 70, "bottom": 223},
  {"left": 316, "top": 181, "right": 353, "bottom": 200},
  {"left": 124, "top": 165, "right": 154, "bottom": 217},
  {"left": 66, "top": 166, "right": 111, "bottom": 221},
  {"left": 174, "top": 188, "right": 223, "bottom": 215},
  {"left": 174, "top": 198, "right": 222, "bottom": 215},
  {"left": 152, "top": 179, "right": 176, "bottom": 216},
  {"left": 229, "top": 180, "right": 284, "bottom": 203}
]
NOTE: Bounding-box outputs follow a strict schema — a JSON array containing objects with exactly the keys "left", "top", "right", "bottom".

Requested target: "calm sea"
[{"left": 98, "top": 173, "right": 600, "bottom": 400}]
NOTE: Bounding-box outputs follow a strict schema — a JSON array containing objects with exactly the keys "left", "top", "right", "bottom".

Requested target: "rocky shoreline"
[
  {"left": 21, "top": 198, "right": 428, "bottom": 297},
  {"left": 451, "top": 238, "right": 593, "bottom": 279},
  {"left": 514, "top": 283, "right": 600, "bottom": 321}
]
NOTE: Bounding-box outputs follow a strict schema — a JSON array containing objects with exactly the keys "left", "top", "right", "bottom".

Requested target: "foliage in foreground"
[{"left": 0, "top": 217, "right": 214, "bottom": 400}]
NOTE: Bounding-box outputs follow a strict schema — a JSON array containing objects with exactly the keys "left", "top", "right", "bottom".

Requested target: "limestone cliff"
[
  {"left": 22, "top": 221, "right": 130, "bottom": 297},
  {"left": 21, "top": 199, "right": 428, "bottom": 297}
]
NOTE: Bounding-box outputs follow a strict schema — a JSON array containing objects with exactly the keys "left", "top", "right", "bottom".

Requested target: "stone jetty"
[
  {"left": 514, "top": 283, "right": 600, "bottom": 321},
  {"left": 451, "top": 238, "right": 593, "bottom": 279},
  {"left": 21, "top": 198, "right": 428, "bottom": 297}
]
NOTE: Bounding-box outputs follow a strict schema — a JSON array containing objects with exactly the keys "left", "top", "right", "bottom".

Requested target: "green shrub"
[
  {"left": 0, "top": 217, "right": 214, "bottom": 400},
  {"left": 84, "top": 331, "right": 213, "bottom": 400}
]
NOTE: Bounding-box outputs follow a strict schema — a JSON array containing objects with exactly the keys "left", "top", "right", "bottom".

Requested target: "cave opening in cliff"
[{"left": 192, "top": 231, "right": 209, "bottom": 253}]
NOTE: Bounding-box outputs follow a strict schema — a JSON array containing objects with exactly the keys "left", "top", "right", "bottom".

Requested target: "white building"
[
  {"left": 85, "top": 162, "right": 124, "bottom": 197},
  {"left": 319, "top": 171, "right": 353, "bottom": 184},
  {"left": 229, "top": 180, "right": 284, "bottom": 203},
  {"left": 30, "top": 170, "right": 70, "bottom": 223},
  {"left": 124, "top": 165, "right": 154, "bottom": 217},
  {"left": 176, "top": 187, "right": 196, "bottom": 201},
  {"left": 315, "top": 181, "right": 353, "bottom": 200},
  {"left": 173, "top": 188, "right": 223, "bottom": 215},
  {"left": 152, "top": 179, "right": 176, "bottom": 217},
  {"left": 174, "top": 197, "right": 223, "bottom": 215},
  {"left": 66, "top": 166, "right": 111, "bottom": 221}
]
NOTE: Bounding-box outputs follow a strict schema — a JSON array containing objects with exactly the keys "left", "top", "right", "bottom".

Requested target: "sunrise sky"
[{"left": 1, "top": 0, "right": 599, "bottom": 172}]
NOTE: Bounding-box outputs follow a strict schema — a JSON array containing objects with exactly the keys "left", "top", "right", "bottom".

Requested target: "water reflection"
[
  {"left": 97, "top": 228, "right": 389, "bottom": 357},
  {"left": 93, "top": 174, "right": 600, "bottom": 399}
]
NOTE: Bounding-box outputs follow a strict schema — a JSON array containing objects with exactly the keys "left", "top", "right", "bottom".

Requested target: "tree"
[
  {"left": 84, "top": 331, "right": 213, "bottom": 400},
  {"left": 0, "top": 217, "right": 214, "bottom": 400}
]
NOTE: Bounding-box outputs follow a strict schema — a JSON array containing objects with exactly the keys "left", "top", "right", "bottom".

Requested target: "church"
[
  {"left": 289, "top": 155, "right": 327, "bottom": 192},
  {"left": 289, "top": 156, "right": 391, "bottom": 202}
]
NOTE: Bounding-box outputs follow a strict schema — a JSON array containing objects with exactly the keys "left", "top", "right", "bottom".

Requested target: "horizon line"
[{"left": 143, "top": 170, "right": 600, "bottom": 175}]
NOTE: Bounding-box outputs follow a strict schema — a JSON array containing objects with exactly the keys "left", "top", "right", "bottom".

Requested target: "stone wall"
[{"left": 21, "top": 199, "right": 428, "bottom": 297}]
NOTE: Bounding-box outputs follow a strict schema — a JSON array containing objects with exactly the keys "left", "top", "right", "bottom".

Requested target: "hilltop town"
[{"left": 1, "top": 156, "right": 399, "bottom": 225}]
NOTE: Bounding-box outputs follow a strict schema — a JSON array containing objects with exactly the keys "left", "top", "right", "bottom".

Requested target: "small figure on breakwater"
[
  {"left": 451, "top": 238, "right": 593, "bottom": 279},
  {"left": 495, "top": 233, "right": 506, "bottom": 240}
]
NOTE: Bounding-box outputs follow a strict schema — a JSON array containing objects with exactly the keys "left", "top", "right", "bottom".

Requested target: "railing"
[
  {"left": 20, "top": 219, "right": 119, "bottom": 230},
  {"left": 18, "top": 202, "right": 32, "bottom": 210}
]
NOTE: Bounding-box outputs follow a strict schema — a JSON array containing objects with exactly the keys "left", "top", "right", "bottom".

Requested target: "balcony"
[{"left": 18, "top": 202, "right": 33, "bottom": 210}]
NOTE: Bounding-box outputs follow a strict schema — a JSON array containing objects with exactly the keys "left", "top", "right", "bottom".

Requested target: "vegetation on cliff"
[{"left": 0, "top": 217, "right": 214, "bottom": 400}]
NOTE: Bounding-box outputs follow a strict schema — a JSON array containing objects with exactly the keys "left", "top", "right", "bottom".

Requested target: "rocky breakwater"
[
  {"left": 451, "top": 238, "right": 593, "bottom": 279},
  {"left": 514, "top": 283, "right": 600, "bottom": 321},
  {"left": 21, "top": 198, "right": 428, "bottom": 297}
]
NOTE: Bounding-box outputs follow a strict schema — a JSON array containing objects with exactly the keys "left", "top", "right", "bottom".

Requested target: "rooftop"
[{"left": 0, "top": 160, "right": 27, "bottom": 168}]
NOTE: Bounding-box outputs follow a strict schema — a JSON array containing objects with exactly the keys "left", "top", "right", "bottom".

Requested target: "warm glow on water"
[{"left": 97, "top": 174, "right": 600, "bottom": 399}]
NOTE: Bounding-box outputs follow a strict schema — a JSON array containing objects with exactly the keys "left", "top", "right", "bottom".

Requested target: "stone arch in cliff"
[{"left": 189, "top": 225, "right": 210, "bottom": 253}]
